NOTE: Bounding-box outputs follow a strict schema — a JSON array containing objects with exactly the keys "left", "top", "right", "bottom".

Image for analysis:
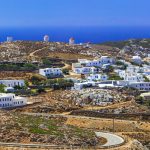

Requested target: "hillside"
[
  {"left": 101, "top": 39, "right": 150, "bottom": 49},
  {"left": 0, "top": 110, "right": 99, "bottom": 146},
  {"left": 0, "top": 41, "right": 116, "bottom": 62}
]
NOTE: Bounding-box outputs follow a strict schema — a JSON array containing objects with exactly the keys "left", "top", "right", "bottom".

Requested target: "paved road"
[
  {"left": 95, "top": 132, "right": 124, "bottom": 147},
  {"left": 0, "top": 133, "right": 125, "bottom": 149},
  {"left": 0, "top": 142, "right": 78, "bottom": 149}
]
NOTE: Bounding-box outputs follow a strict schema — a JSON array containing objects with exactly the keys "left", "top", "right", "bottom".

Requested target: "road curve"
[{"left": 95, "top": 132, "right": 124, "bottom": 147}]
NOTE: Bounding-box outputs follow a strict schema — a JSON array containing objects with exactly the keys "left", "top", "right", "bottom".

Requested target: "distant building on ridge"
[
  {"left": 69, "top": 37, "right": 75, "bottom": 45},
  {"left": 44, "top": 35, "right": 49, "bottom": 42},
  {"left": 7, "top": 36, "right": 13, "bottom": 42}
]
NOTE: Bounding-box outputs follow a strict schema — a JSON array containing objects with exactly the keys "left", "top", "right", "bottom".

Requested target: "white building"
[
  {"left": 142, "top": 65, "right": 150, "bottom": 75},
  {"left": 132, "top": 56, "right": 142, "bottom": 64},
  {"left": 72, "top": 56, "right": 114, "bottom": 74},
  {"left": 87, "top": 74, "right": 108, "bottom": 81},
  {"left": 39, "top": 68, "right": 63, "bottom": 77},
  {"left": 115, "top": 70, "right": 144, "bottom": 82},
  {"left": 126, "top": 66, "right": 141, "bottom": 73},
  {"left": 69, "top": 37, "right": 75, "bottom": 45},
  {"left": 98, "top": 81, "right": 119, "bottom": 88},
  {"left": 72, "top": 82, "right": 95, "bottom": 90},
  {"left": 0, "top": 93, "right": 27, "bottom": 108},
  {"left": 129, "top": 82, "right": 150, "bottom": 91},
  {"left": 101, "top": 56, "right": 114, "bottom": 65},
  {"left": 78, "top": 59, "right": 90, "bottom": 64},
  {"left": 0, "top": 80, "right": 25, "bottom": 87},
  {"left": 80, "top": 56, "right": 114, "bottom": 68},
  {"left": 140, "top": 92, "right": 150, "bottom": 100},
  {"left": 44, "top": 35, "right": 49, "bottom": 42},
  {"left": 7, "top": 36, "right": 13, "bottom": 42},
  {"left": 86, "top": 60, "right": 102, "bottom": 67},
  {"left": 73, "top": 66, "right": 99, "bottom": 74}
]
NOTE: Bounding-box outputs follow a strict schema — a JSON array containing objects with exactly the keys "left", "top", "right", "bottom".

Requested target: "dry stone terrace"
[{"left": 46, "top": 88, "right": 132, "bottom": 107}]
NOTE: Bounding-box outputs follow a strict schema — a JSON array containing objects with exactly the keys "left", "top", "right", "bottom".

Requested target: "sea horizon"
[{"left": 0, "top": 26, "right": 150, "bottom": 44}]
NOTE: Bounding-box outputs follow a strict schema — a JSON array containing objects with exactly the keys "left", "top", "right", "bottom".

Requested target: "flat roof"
[{"left": 140, "top": 92, "right": 150, "bottom": 97}]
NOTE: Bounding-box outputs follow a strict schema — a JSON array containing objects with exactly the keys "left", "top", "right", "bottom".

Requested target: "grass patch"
[{"left": 13, "top": 114, "right": 95, "bottom": 139}]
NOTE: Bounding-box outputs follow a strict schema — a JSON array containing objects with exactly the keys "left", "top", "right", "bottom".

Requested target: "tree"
[
  {"left": 42, "top": 59, "right": 52, "bottom": 66},
  {"left": 25, "top": 80, "right": 29, "bottom": 87},
  {"left": 31, "top": 75, "right": 46, "bottom": 85},
  {"left": 37, "top": 88, "right": 46, "bottom": 94},
  {"left": 108, "top": 74, "right": 124, "bottom": 80},
  {"left": 0, "top": 84, "right": 5, "bottom": 93},
  {"left": 144, "top": 76, "right": 150, "bottom": 82},
  {"left": 23, "top": 63, "right": 37, "bottom": 71},
  {"left": 44, "top": 78, "right": 74, "bottom": 90},
  {"left": 62, "top": 68, "right": 69, "bottom": 75}
]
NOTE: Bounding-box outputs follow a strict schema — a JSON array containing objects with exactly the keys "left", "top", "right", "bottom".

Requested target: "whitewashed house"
[
  {"left": 0, "top": 80, "right": 25, "bottom": 87},
  {"left": 101, "top": 56, "right": 114, "bottom": 65},
  {"left": 86, "top": 60, "right": 102, "bottom": 67},
  {"left": 124, "top": 73, "right": 144, "bottom": 82},
  {"left": 73, "top": 66, "right": 99, "bottom": 74},
  {"left": 0, "top": 93, "right": 27, "bottom": 108},
  {"left": 87, "top": 74, "right": 108, "bottom": 81},
  {"left": 143, "top": 70, "right": 150, "bottom": 76},
  {"left": 77, "top": 56, "right": 114, "bottom": 68},
  {"left": 98, "top": 81, "right": 118, "bottom": 88},
  {"left": 72, "top": 82, "right": 95, "bottom": 90},
  {"left": 115, "top": 70, "right": 144, "bottom": 82},
  {"left": 78, "top": 59, "right": 102, "bottom": 67},
  {"left": 78, "top": 59, "right": 90, "bottom": 64},
  {"left": 142, "top": 65, "right": 150, "bottom": 75},
  {"left": 129, "top": 82, "right": 150, "bottom": 91},
  {"left": 72, "top": 56, "right": 114, "bottom": 74},
  {"left": 132, "top": 56, "right": 142, "bottom": 64},
  {"left": 39, "top": 68, "right": 63, "bottom": 78},
  {"left": 126, "top": 66, "right": 141, "bottom": 73},
  {"left": 140, "top": 92, "right": 150, "bottom": 100}
]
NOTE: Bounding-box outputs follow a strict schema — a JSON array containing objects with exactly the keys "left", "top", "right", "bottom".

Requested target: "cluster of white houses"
[
  {"left": 38, "top": 56, "right": 150, "bottom": 92},
  {"left": 72, "top": 56, "right": 114, "bottom": 74},
  {"left": 70, "top": 56, "right": 150, "bottom": 91},
  {"left": 0, "top": 80, "right": 27, "bottom": 108},
  {"left": 0, "top": 54, "right": 149, "bottom": 108}
]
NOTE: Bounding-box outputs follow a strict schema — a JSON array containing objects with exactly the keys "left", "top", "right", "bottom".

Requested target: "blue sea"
[{"left": 0, "top": 26, "right": 150, "bottom": 43}]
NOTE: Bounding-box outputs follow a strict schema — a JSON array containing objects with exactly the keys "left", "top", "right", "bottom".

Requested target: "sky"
[{"left": 0, "top": 0, "right": 150, "bottom": 27}]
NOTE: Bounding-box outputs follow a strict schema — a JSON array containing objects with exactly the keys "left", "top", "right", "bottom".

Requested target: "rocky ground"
[
  {"left": 13, "top": 88, "right": 149, "bottom": 115},
  {"left": 0, "top": 71, "right": 33, "bottom": 80},
  {"left": 0, "top": 111, "right": 99, "bottom": 146},
  {"left": 0, "top": 41, "right": 118, "bottom": 62},
  {"left": 1, "top": 39, "right": 149, "bottom": 63},
  {"left": 66, "top": 116, "right": 150, "bottom": 148},
  {"left": 60, "top": 88, "right": 133, "bottom": 106}
]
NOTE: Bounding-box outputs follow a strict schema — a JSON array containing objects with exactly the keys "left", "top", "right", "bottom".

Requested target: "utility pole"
[
  {"left": 113, "top": 111, "right": 119, "bottom": 132},
  {"left": 113, "top": 117, "right": 115, "bottom": 133}
]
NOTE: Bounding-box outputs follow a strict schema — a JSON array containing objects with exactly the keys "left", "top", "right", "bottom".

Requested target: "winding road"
[
  {"left": 95, "top": 132, "right": 124, "bottom": 147},
  {"left": 0, "top": 132, "right": 125, "bottom": 149}
]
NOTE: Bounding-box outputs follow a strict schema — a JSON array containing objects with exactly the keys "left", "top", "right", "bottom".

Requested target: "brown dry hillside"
[{"left": 0, "top": 41, "right": 119, "bottom": 62}]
